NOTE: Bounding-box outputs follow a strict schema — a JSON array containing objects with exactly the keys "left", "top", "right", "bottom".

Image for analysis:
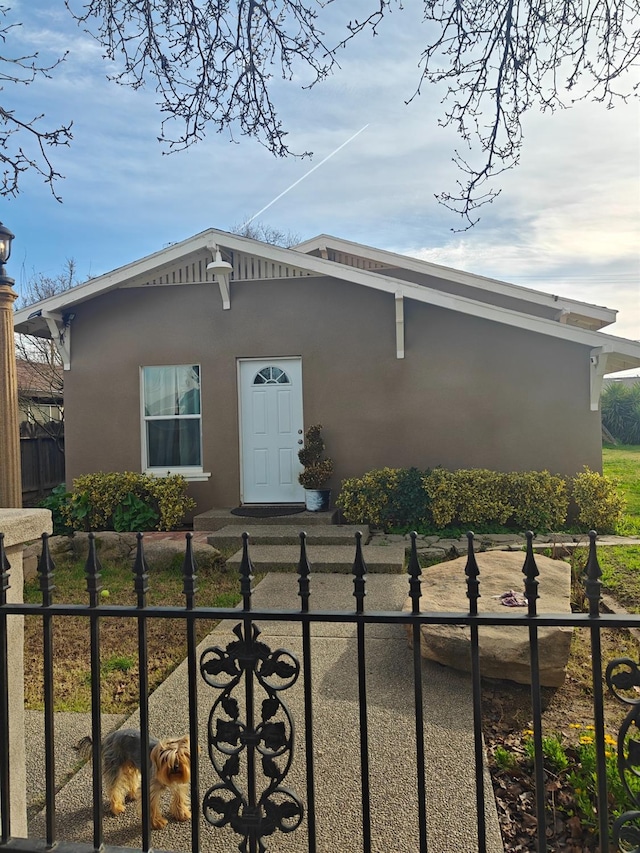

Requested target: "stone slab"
[{"left": 403, "top": 550, "right": 573, "bottom": 687}]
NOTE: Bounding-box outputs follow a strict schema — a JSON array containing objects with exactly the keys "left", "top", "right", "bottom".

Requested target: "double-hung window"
[{"left": 141, "top": 365, "right": 208, "bottom": 480}]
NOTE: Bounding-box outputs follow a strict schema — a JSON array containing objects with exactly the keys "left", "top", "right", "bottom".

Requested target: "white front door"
[{"left": 239, "top": 358, "right": 305, "bottom": 503}]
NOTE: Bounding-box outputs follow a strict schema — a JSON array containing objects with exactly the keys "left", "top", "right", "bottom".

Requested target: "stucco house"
[{"left": 13, "top": 229, "right": 640, "bottom": 516}]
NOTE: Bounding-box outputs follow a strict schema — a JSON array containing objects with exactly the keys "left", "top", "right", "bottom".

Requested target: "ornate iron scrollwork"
[
  {"left": 200, "top": 620, "right": 303, "bottom": 852},
  {"left": 606, "top": 658, "right": 640, "bottom": 851}
]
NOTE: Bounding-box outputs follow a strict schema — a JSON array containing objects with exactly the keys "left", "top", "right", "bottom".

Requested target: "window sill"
[{"left": 144, "top": 469, "right": 211, "bottom": 482}]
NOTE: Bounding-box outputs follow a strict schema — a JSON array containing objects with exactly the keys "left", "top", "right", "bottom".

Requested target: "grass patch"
[
  {"left": 571, "top": 544, "right": 640, "bottom": 613},
  {"left": 24, "top": 552, "right": 249, "bottom": 713},
  {"left": 603, "top": 444, "right": 640, "bottom": 534}
]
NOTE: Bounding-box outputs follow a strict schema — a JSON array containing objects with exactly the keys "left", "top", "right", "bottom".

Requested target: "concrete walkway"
[{"left": 26, "top": 573, "right": 504, "bottom": 853}]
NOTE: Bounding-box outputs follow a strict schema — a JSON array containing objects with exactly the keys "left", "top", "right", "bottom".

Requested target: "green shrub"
[
  {"left": 571, "top": 467, "right": 625, "bottom": 533},
  {"left": 422, "top": 468, "right": 457, "bottom": 527},
  {"left": 298, "top": 424, "right": 334, "bottom": 489},
  {"left": 145, "top": 475, "right": 197, "bottom": 531},
  {"left": 112, "top": 492, "right": 159, "bottom": 532},
  {"left": 337, "top": 463, "right": 624, "bottom": 534},
  {"left": 451, "top": 469, "right": 513, "bottom": 526},
  {"left": 337, "top": 468, "right": 401, "bottom": 528},
  {"left": 338, "top": 466, "right": 431, "bottom": 530},
  {"left": 61, "top": 472, "right": 196, "bottom": 532},
  {"left": 39, "top": 484, "right": 74, "bottom": 536},
  {"left": 423, "top": 468, "right": 512, "bottom": 528},
  {"left": 602, "top": 382, "right": 640, "bottom": 444},
  {"left": 506, "top": 471, "right": 569, "bottom": 531},
  {"left": 383, "top": 467, "right": 431, "bottom": 529}
]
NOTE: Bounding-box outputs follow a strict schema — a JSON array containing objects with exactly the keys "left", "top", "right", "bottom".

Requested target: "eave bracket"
[
  {"left": 395, "top": 292, "right": 404, "bottom": 359},
  {"left": 42, "top": 311, "right": 72, "bottom": 371},
  {"left": 590, "top": 346, "right": 613, "bottom": 411}
]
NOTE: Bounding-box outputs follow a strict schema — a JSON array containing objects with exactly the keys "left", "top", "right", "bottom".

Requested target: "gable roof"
[
  {"left": 13, "top": 226, "right": 640, "bottom": 381},
  {"left": 294, "top": 233, "right": 618, "bottom": 331}
]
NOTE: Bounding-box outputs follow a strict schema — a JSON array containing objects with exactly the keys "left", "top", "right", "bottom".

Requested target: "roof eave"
[{"left": 294, "top": 234, "right": 618, "bottom": 330}]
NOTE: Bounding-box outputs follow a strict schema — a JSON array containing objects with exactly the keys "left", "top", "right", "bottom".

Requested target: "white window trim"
[
  {"left": 144, "top": 467, "right": 211, "bottom": 482},
  {"left": 140, "top": 365, "right": 210, "bottom": 481}
]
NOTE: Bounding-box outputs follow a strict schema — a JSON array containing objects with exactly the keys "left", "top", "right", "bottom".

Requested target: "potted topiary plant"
[{"left": 298, "top": 424, "right": 334, "bottom": 511}]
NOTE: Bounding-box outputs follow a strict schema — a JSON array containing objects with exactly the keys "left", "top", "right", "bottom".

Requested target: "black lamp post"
[
  {"left": 0, "top": 222, "right": 15, "bottom": 284},
  {"left": 0, "top": 220, "right": 21, "bottom": 507}
]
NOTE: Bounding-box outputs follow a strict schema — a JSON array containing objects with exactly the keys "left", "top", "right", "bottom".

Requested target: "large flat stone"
[{"left": 403, "top": 551, "right": 573, "bottom": 687}]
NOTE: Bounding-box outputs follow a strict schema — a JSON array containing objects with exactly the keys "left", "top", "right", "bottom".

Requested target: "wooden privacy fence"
[{"left": 19, "top": 422, "right": 65, "bottom": 504}]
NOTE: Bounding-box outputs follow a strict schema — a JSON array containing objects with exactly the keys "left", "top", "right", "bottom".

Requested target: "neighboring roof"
[
  {"left": 13, "top": 227, "right": 640, "bottom": 377},
  {"left": 15, "top": 359, "right": 63, "bottom": 399}
]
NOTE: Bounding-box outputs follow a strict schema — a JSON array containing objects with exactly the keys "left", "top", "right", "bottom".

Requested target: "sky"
[{"left": 4, "top": 1, "right": 640, "bottom": 371}]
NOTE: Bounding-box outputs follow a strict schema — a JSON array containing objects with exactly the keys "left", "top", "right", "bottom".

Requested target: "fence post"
[{"left": 0, "top": 509, "right": 52, "bottom": 838}]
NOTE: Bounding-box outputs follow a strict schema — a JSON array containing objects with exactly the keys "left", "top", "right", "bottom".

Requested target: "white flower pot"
[{"left": 304, "top": 489, "right": 331, "bottom": 512}]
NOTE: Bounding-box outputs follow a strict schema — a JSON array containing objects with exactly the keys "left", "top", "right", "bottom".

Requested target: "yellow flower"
[
  {"left": 585, "top": 725, "right": 595, "bottom": 731},
  {"left": 523, "top": 729, "right": 534, "bottom": 736},
  {"left": 580, "top": 735, "right": 594, "bottom": 745},
  {"left": 605, "top": 734, "right": 617, "bottom": 746},
  {"left": 569, "top": 723, "right": 582, "bottom": 729}
]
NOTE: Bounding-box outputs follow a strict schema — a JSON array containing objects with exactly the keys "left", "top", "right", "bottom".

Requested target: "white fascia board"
[
  {"left": 222, "top": 238, "right": 640, "bottom": 361},
  {"left": 13, "top": 230, "right": 222, "bottom": 333},
  {"left": 13, "top": 226, "right": 640, "bottom": 371},
  {"left": 294, "top": 234, "right": 617, "bottom": 327}
]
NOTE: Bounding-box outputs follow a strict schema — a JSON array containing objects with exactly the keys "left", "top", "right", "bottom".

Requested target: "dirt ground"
[{"left": 481, "top": 627, "right": 640, "bottom": 851}]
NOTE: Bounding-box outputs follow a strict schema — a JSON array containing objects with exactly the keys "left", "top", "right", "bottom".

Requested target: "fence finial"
[
  {"left": 584, "top": 530, "right": 602, "bottom": 617},
  {"left": 84, "top": 533, "right": 103, "bottom": 605},
  {"left": 38, "top": 533, "right": 56, "bottom": 605},
  {"left": 522, "top": 532, "right": 539, "bottom": 616},
  {"left": 132, "top": 533, "right": 149, "bottom": 606},
  {"left": 297, "top": 532, "right": 311, "bottom": 613},
  {"left": 0, "top": 534, "right": 10, "bottom": 605},
  {"left": 407, "top": 532, "right": 422, "bottom": 615},
  {"left": 352, "top": 531, "right": 367, "bottom": 614},
  {"left": 465, "top": 532, "right": 480, "bottom": 615},
  {"left": 182, "top": 532, "right": 198, "bottom": 606},
  {"left": 239, "top": 532, "right": 254, "bottom": 610}
]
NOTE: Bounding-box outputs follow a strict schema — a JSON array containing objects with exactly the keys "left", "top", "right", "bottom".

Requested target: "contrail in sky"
[{"left": 242, "top": 124, "right": 370, "bottom": 229}]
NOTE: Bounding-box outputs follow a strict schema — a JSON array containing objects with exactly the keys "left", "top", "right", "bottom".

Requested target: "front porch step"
[
  {"left": 193, "top": 507, "right": 338, "bottom": 531},
  {"left": 225, "top": 542, "right": 406, "bottom": 574},
  {"left": 209, "top": 524, "right": 370, "bottom": 550}
]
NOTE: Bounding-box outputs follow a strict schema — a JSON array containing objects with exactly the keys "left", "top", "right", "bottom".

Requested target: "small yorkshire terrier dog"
[{"left": 78, "top": 728, "right": 191, "bottom": 829}]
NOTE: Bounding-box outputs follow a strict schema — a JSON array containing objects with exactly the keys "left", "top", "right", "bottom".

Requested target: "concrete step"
[
  {"left": 194, "top": 507, "right": 338, "bottom": 531},
  {"left": 225, "top": 542, "right": 406, "bottom": 574},
  {"left": 209, "top": 524, "right": 370, "bottom": 550}
]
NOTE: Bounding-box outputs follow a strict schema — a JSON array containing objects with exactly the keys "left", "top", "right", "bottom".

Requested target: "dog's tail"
[{"left": 76, "top": 736, "right": 93, "bottom": 761}]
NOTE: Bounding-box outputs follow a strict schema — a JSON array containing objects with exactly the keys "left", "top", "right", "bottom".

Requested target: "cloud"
[{"left": 5, "top": 0, "right": 639, "bottom": 355}]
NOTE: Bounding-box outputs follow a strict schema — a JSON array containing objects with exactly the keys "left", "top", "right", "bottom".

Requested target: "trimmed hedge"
[
  {"left": 337, "top": 466, "right": 622, "bottom": 533},
  {"left": 58, "top": 471, "right": 196, "bottom": 532}
]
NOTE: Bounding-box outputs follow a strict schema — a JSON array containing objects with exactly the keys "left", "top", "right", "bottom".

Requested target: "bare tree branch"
[
  {"left": 341, "top": 0, "right": 640, "bottom": 227},
  {"left": 231, "top": 218, "right": 301, "bottom": 246},
  {"left": 0, "top": 5, "right": 72, "bottom": 200},
  {"left": 65, "top": 0, "right": 337, "bottom": 157},
  {"left": 14, "top": 259, "right": 78, "bottom": 446},
  {"left": 2, "top": 1, "right": 639, "bottom": 223}
]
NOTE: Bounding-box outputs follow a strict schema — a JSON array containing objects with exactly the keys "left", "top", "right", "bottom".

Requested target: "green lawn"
[
  {"left": 602, "top": 444, "right": 640, "bottom": 534},
  {"left": 571, "top": 545, "right": 640, "bottom": 612}
]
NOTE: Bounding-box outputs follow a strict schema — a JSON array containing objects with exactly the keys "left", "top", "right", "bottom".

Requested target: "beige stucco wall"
[
  {"left": 64, "top": 275, "right": 602, "bottom": 514},
  {"left": 0, "top": 508, "right": 52, "bottom": 838}
]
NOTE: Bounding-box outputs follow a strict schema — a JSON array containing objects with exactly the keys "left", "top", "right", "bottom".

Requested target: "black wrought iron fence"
[{"left": 1, "top": 530, "right": 640, "bottom": 853}]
